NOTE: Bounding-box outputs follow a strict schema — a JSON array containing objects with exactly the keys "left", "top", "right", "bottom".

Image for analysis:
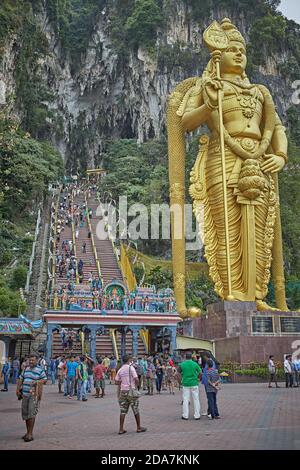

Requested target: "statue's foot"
[
  {"left": 226, "top": 295, "right": 235, "bottom": 301},
  {"left": 256, "top": 300, "right": 278, "bottom": 311},
  {"left": 188, "top": 307, "right": 202, "bottom": 318}
]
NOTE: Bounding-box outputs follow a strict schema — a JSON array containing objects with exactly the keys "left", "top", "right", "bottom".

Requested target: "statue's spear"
[{"left": 203, "top": 21, "right": 234, "bottom": 300}]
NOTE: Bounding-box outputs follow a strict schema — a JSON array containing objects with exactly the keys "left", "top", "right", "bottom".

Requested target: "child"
[{"left": 206, "top": 359, "right": 221, "bottom": 419}]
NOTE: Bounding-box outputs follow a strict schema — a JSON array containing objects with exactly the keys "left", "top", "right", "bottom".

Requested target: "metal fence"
[{"left": 219, "top": 362, "right": 285, "bottom": 383}]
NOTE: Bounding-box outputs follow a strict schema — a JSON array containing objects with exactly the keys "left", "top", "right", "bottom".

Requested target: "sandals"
[
  {"left": 137, "top": 427, "right": 147, "bottom": 433},
  {"left": 118, "top": 428, "right": 147, "bottom": 434},
  {"left": 24, "top": 436, "right": 34, "bottom": 442}
]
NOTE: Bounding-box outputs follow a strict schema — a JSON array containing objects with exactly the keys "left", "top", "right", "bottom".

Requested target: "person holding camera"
[
  {"left": 16, "top": 353, "right": 47, "bottom": 442},
  {"left": 115, "top": 354, "right": 147, "bottom": 435}
]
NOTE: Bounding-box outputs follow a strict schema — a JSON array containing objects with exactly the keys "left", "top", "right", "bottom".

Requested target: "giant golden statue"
[{"left": 167, "top": 18, "right": 288, "bottom": 317}]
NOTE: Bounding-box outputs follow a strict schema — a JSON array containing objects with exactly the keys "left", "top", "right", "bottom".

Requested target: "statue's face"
[{"left": 220, "top": 41, "right": 247, "bottom": 75}]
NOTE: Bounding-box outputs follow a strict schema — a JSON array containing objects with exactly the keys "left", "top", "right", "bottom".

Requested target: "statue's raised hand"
[{"left": 203, "top": 78, "right": 223, "bottom": 110}]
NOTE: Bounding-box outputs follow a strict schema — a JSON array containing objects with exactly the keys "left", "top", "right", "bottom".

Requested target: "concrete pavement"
[{"left": 0, "top": 382, "right": 299, "bottom": 450}]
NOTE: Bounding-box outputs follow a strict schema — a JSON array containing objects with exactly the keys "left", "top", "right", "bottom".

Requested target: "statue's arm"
[
  {"left": 271, "top": 113, "right": 288, "bottom": 164},
  {"left": 181, "top": 92, "right": 211, "bottom": 132}
]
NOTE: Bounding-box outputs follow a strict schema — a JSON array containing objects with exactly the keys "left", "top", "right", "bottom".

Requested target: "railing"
[
  {"left": 96, "top": 194, "right": 123, "bottom": 276},
  {"left": 139, "top": 329, "right": 149, "bottom": 354},
  {"left": 219, "top": 362, "right": 286, "bottom": 383},
  {"left": 25, "top": 208, "right": 41, "bottom": 293},
  {"left": 120, "top": 243, "right": 137, "bottom": 291},
  {"left": 51, "top": 190, "right": 61, "bottom": 290},
  {"left": 84, "top": 192, "right": 103, "bottom": 282},
  {"left": 110, "top": 328, "right": 119, "bottom": 361},
  {"left": 71, "top": 190, "right": 79, "bottom": 284}
]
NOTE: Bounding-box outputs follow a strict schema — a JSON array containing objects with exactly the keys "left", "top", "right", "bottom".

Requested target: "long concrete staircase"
[
  {"left": 50, "top": 186, "right": 146, "bottom": 358},
  {"left": 87, "top": 197, "right": 123, "bottom": 284}
]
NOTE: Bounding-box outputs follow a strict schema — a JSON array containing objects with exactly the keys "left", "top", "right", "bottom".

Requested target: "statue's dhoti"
[{"left": 203, "top": 137, "right": 277, "bottom": 301}]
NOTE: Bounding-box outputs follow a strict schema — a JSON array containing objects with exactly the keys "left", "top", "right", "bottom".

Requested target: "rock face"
[{"left": 0, "top": 1, "right": 295, "bottom": 170}]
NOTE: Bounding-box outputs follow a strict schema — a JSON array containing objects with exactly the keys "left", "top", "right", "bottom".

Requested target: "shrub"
[
  {"left": 125, "top": 0, "right": 163, "bottom": 49},
  {"left": 10, "top": 265, "right": 27, "bottom": 290}
]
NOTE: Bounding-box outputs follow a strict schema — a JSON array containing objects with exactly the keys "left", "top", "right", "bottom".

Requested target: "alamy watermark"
[
  {"left": 291, "top": 80, "right": 300, "bottom": 105},
  {"left": 94, "top": 196, "right": 204, "bottom": 251}
]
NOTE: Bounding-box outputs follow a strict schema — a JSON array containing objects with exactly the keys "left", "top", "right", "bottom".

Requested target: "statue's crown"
[
  {"left": 220, "top": 18, "right": 246, "bottom": 46},
  {"left": 203, "top": 18, "right": 246, "bottom": 51}
]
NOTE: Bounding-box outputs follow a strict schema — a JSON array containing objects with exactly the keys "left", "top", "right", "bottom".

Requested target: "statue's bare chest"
[{"left": 222, "top": 82, "right": 264, "bottom": 120}]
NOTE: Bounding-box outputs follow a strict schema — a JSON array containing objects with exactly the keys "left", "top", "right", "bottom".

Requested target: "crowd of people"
[
  {"left": 53, "top": 182, "right": 98, "bottom": 285},
  {"left": 268, "top": 354, "right": 300, "bottom": 388},
  {"left": 2, "top": 349, "right": 300, "bottom": 441}
]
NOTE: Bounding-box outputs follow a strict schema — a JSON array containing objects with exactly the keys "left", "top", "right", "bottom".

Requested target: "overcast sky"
[{"left": 278, "top": 0, "right": 300, "bottom": 24}]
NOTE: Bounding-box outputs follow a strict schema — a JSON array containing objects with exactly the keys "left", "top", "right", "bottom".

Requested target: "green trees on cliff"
[{"left": 0, "top": 116, "right": 63, "bottom": 315}]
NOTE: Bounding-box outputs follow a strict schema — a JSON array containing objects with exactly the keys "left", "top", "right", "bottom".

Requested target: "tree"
[
  {"left": 125, "top": 0, "right": 163, "bottom": 49},
  {"left": 10, "top": 265, "right": 27, "bottom": 290}
]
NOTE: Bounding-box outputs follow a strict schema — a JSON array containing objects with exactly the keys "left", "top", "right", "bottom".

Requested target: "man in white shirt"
[
  {"left": 268, "top": 355, "right": 280, "bottom": 388},
  {"left": 284, "top": 355, "right": 293, "bottom": 388}
]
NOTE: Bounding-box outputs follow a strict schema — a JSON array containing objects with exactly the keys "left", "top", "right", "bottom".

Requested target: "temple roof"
[{"left": 0, "top": 318, "right": 33, "bottom": 335}]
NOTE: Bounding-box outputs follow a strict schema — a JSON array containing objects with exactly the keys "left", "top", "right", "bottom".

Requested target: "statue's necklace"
[{"left": 223, "top": 80, "right": 259, "bottom": 121}]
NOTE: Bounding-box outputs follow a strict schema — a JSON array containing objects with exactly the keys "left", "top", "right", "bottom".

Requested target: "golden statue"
[{"left": 167, "top": 18, "right": 288, "bottom": 317}]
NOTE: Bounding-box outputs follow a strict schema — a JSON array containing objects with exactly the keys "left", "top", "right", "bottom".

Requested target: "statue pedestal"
[{"left": 187, "top": 301, "right": 300, "bottom": 363}]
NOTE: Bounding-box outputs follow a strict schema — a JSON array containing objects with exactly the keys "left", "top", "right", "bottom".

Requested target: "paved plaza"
[{"left": 0, "top": 382, "right": 299, "bottom": 450}]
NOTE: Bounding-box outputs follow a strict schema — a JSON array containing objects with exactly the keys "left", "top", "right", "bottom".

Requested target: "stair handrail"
[
  {"left": 71, "top": 190, "right": 79, "bottom": 284},
  {"left": 96, "top": 194, "right": 123, "bottom": 279},
  {"left": 84, "top": 192, "right": 103, "bottom": 283},
  {"left": 139, "top": 329, "right": 149, "bottom": 354},
  {"left": 25, "top": 207, "right": 41, "bottom": 293},
  {"left": 51, "top": 189, "right": 61, "bottom": 290},
  {"left": 110, "top": 328, "right": 119, "bottom": 361},
  {"left": 120, "top": 242, "right": 137, "bottom": 291}
]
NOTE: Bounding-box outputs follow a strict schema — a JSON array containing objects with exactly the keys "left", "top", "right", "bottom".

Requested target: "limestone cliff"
[{"left": 0, "top": 0, "right": 298, "bottom": 171}]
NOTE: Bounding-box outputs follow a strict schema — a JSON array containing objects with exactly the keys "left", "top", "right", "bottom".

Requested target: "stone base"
[
  {"left": 214, "top": 335, "right": 300, "bottom": 363},
  {"left": 188, "top": 301, "right": 300, "bottom": 363},
  {"left": 191, "top": 301, "right": 256, "bottom": 339}
]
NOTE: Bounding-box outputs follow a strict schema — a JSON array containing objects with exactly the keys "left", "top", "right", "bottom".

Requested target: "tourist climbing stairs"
[
  {"left": 86, "top": 196, "right": 123, "bottom": 285},
  {"left": 73, "top": 194, "right": 99, "bottom": 285}
]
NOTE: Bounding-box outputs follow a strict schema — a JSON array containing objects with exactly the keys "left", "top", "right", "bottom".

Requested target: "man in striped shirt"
[{"left": 16, "top": 353, "right": 47, "bottom": 442}]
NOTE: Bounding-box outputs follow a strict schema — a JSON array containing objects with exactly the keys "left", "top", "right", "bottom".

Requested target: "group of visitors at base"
[
  {"left": 46, "top": 354, "right": 115, "bottom": 399},
  {"left": 7, "top": 351, "right": 221, "bottom": 441},
  {"left": 3, "top": 350, "right": 300, "bottom": 442},
  {"left": 268, "top": 354, "right": 300, "bottom": 388}
]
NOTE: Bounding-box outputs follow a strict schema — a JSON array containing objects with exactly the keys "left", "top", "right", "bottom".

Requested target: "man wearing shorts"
[
  {"left": 16, "top": 353, "right": 47, "bottom": 442},
  {"left": 115, "top": 354, "right": 147, "bottom": 435}
]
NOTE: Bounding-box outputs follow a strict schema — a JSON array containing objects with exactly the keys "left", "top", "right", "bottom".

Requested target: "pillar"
[
  {"left": 46, "top": 325, "right": 53, "bottom": 362},
  {"left": 169, "top": 326, "right": 177, "bottom": 357},
  {"left": 120, "top": 328, "right": 126, "bottom": 362},
  {"left": 123, "top": 296, "right": 128, "bottom": 315},
  {"left": 1, "top": 337, "right": 10, "bottom": 361},
  {"left": 46, "top": 324, "right": 61, "bottom": 361},
  {"left": 89, "top": 325, "right": 97, "bottom": 360},
  {"left": 131, "top": 326, "right": 140, "bottom": 357}
]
